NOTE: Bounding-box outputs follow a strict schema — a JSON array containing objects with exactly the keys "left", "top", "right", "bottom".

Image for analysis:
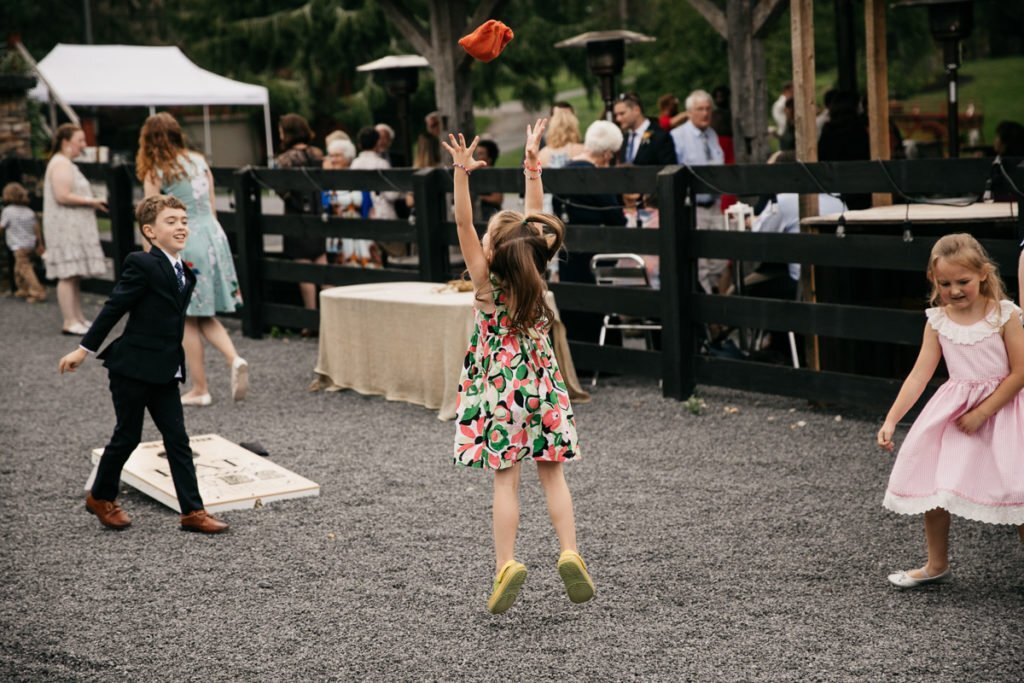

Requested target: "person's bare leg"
[
  {"left": 197, "top": 316, "right": 239, "bottom": 365},
  {"left": 180, "top": 317, "right": 209, "bottom": 398},
  {"left": 72, "top": 278, "right": 87, "bottom": 324},
  {"left": 493, "top": 462, "right": 522, "bottom": 574},
  {"left": 295, "top": 258, "right": 316, "bottom": 310},
  {"left": 536, "top": 462, "right": 577, "bottom": 554},
  {"left": 907, "top": 507, "right": 951, "bottom": 578},
  {"left": 57, "top": 277, "right": 80, "bottom": 329}
]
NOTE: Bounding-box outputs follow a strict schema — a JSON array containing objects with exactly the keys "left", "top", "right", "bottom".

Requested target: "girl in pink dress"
[{"left": 878, "top": 233, "right": 1024, "bottom": 588}]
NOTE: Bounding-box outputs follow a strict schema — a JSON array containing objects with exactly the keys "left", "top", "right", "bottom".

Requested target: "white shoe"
[
  {"left": 231, "top": 357, "right": 249, "bottom": 401},
  {"left": 181, "top": 393, "right": 213, "bottom": 407},
  {"left": 61, "top": 322, "right": 90, "bottom": 336},
  {"left": 887, "top": 567, "right": 951, "bottom": 588}
]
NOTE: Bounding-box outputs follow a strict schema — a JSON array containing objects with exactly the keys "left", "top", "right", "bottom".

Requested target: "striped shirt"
[{"left": 1, "top": 205, "right": 37, "bottom": 251}]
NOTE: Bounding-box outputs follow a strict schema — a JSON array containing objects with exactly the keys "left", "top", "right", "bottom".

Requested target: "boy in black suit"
[{"left": 59, "top": 195, "right": 228, "bottom": 534}]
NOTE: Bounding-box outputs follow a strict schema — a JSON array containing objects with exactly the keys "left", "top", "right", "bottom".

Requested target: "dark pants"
[{"left": 91, "top": 371, "right": 204, "bottom": 513}]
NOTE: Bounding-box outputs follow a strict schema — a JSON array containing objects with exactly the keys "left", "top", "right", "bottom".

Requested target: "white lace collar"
[{"left": 925, "top": 300, "right": 1021, "bottom": 345}]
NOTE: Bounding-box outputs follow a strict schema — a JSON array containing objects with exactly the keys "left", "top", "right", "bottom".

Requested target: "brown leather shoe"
[
  {"left": 85, "top": 493, "right": 132, "bottom": 529},
  {"left": 180, "top": 509, "right": 229, "bottom": 534}
]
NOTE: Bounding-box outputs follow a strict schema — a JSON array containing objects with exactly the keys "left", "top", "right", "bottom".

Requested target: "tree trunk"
[
  {"left": 429, "top": 0, "right": 475, "bottom": 139},
  {"left": 726, "top": 0, "right": 771, "bottom": 164}
]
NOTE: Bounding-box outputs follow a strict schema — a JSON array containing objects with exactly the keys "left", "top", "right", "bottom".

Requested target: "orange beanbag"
[{"left": 458, "top": 19, "right": 514, "bottom": 62}]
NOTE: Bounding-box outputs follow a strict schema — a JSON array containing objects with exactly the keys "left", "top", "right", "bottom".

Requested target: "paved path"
[{"left": 1, "top": 292, "right": 1021, "bottom": 681}]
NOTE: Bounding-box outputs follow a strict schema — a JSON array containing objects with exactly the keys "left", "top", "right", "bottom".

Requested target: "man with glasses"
[
  {"left": 612, "top": 92, "right": 676, "bottom": 167},
  {"left": 671, "top": 89, "right": 727, "bottom": 293}
]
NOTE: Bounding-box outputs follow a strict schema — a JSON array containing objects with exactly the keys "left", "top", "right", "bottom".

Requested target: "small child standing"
[
  {"left": 59, "top": 195, "right": 229, "bottom": 534},
  {"left": 1, "top": 182, "right": 47, "bottom": 302},
  {"left": 878, "top": 233, "right": 1024, "bottom": 588},
  {"left": 443, "top": 119, "right": 595, "bottom": 614}
]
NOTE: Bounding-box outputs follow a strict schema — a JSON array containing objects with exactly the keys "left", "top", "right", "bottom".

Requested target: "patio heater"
[
  {"left": 554, "top": 30, "right": 655, "bottom": 121},
  {"left": 356, "top": 55, "right": 429, "bottom": 167},
  {"left": 894, "top": 0, "right": 974, "bottom": 158}
]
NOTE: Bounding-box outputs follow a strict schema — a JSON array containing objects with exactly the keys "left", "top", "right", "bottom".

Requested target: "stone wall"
[{"left": 0, "top": 81, "right": 35, "bottom": 158}]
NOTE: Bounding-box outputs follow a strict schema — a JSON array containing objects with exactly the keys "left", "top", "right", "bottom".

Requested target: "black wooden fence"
[{"left": 3, "top": 155, "right": 1022, "bottom": 411}]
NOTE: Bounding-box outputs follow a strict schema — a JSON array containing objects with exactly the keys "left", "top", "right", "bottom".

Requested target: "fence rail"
[{"left": 3, "top": 155, "right": 1022, "bottom": 411}]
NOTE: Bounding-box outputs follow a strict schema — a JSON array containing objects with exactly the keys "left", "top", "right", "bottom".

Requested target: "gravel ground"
[{"left": 1, "top": 292, "right": 1022, "bottom": 682}]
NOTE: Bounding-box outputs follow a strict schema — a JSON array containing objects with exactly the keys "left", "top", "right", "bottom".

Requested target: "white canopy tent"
[{"left": 28, "top": 44, "right": 273, "bottom": 164}]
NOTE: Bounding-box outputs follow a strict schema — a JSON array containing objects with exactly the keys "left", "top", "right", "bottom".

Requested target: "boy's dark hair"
[
  {"left": 2, "top": 181, "right": 30, "bottom": 205},
  {"left": 356, "top": 126, "right": 379, "bottom": 152},
  {"left": 477, "top": 139, "right": 499, "bottom": 164},
  {"left": 279, "top": 113, "right": 315, "bottom": 150},
  {"left": 135, "top": 195, "right": 187, "bottom": 243}
]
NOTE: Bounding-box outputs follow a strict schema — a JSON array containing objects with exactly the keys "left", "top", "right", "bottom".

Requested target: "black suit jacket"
[
  {"left": 624, "top": 122, "right": 677, "bottom": 167},
  {"left": 81, "top": 247, "right": 195, "bottom": 384}
]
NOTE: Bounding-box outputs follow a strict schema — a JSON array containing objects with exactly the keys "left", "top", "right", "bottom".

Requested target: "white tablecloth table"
[{"left": 313, "top": 281, "right": 588, "bottom": 420}]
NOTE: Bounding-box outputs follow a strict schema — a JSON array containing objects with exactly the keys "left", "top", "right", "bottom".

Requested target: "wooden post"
[
  {"left": 790, "top": 0, "right": 821, "bottom": 370},
  {"left": 105, "top": 163, "right": 137, "bottom": 279},
  {"left": 865, "top": 0, "right": 893, "bottom": 207},
  {"left": 413, "top": 167, "right": 448, "bottom": 282},
  {"left": 233, "top": 168, "right": 264, "bottom": 338},
  {"left": 657, "top": 166, "right": 694, "bottom": 400}
]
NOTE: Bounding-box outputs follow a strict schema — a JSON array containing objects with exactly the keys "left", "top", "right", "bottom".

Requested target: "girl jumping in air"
[
  {"left": 878, "top": 233, "right": 1024, "bottom": 588},
  {"left": 442, "top": 120, "right": 595, "bottom": 614}
]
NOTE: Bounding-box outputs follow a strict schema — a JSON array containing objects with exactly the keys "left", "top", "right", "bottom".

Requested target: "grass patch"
[{"left": 900, "top": 56, "right": 1024, "bottom": 145}]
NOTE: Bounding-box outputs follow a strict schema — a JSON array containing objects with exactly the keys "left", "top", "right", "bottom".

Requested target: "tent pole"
[
  {"left": 203, "top": 104, "right": 213, "bottom": 161},
  {"left": 149, "top": 105, "right": 156, "bottom": 116},
  {"left": 263, "top": 102, "right": 274, "bottom": 167}
]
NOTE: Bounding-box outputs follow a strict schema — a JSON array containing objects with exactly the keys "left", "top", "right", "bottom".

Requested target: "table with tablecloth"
[{"left": 312, "top": 281, "right": 590, "bottom": 420}]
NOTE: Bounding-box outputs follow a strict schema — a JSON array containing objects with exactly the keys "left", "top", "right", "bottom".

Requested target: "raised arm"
[
  {"left": 441, "top": 133, "right": 489, "bottom": 291},
  {"left": 523, "top": 118, "right": 547, "bottom": 215},
  {"left": 877, "top": 323, "right": 942, "bottom": 451}
]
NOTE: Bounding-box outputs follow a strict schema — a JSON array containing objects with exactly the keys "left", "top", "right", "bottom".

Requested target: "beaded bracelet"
[
  {"left": 523, "top": 160, "right": 542, "bottom": 173},
  {"left": 453, "top": 163, "right": 471, "bottom": 175}
]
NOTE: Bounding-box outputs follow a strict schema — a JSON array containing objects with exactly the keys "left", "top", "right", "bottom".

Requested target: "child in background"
[
  {"left": 443, "top": 119, "right": 595, "bottom": 614},
  {"left": 1, "top": 182, "right": 47, "bottom": 303},
  {"left": 878, "top": 233, "right": 1024, "bottom": 588}
]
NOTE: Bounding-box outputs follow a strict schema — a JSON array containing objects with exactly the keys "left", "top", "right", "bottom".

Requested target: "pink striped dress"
[{"left": 884, "top": 300, "right": 1024, "bottom": 525}]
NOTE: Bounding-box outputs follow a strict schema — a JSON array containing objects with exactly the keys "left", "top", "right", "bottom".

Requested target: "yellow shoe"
[
  {"left": 487, "top": 560, "right": 527, "bottom": 614},
  {"left": 557, "top": 550, "right": 595, "bottom": 604}
]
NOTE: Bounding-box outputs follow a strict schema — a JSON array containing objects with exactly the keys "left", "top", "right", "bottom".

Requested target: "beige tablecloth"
[{"left": 313, "top": 281, "right": 589, "bottom": 420}]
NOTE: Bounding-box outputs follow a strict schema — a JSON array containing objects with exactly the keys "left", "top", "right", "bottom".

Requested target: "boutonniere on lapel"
[
  {"left": 184, "top": 260, "right": 199, "bottom": 275},
  {"left": 640, "top": 131, "right": 653, "bottom": 146}
]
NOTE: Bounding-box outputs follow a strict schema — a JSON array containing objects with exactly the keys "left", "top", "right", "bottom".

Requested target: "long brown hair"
[
  {"left": 136, "top": 112, "right": 189, "bottom": 182},
  {"left": 485, "top": 211, "right": 565, "bottom": 332},
  {"left": 279, "top": 113, "right": 314, "bottom": 150},
  {"left": 49, "top": 123, "right": 82, "bottom": 156},
  {"left": 927, "top": 233, "right": 1007, "bottom": 307}
]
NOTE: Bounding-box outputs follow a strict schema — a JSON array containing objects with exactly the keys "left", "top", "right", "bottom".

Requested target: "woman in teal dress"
[{"left": 137, "top": 113, "right": 248, "bottom": 405}]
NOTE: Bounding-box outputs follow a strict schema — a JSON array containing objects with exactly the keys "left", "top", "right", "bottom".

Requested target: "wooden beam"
[
  {"left": 865, "top": 0, "right": 893, "bottom": 207},
  {"left": 377, "top": 0, "right": 434, "bottom": 58},
  {"left": 790, "top": 0, "right": 819, "bottom": 369},
  {"left": 753, "top": 0, "right": 787, "bottom": 37},
  {"left": 688, "top": 0, "right": 727, "bottom": 38}
]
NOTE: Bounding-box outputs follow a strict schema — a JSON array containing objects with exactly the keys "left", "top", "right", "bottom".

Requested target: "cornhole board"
[{"left": 84, "top": 434, "right": 319, "bottom": 513}]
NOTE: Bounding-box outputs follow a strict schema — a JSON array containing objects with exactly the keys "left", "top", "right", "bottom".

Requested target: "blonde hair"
[
  {"left": 2, "top": 181, "right": 30, "bottom": 205},
  {"left": 136, "top": 112, "right": 189, "bottom": 183},
  {"left": 484, "top": 211, "right": 565, "bottom": 332},
  {"left": 927, "top": 233, "right": 1006, "bottom": 307},
  {"left": 546, "top": 108, "right": 581, "bottom": 149}
]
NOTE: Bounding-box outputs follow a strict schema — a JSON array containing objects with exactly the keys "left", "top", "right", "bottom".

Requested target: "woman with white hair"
[
  {"left": 322, "top": 138, "right": 372, "bottom": 265},
  {"left": 552, "top": 120, "right": 629, "bottom": 342}
]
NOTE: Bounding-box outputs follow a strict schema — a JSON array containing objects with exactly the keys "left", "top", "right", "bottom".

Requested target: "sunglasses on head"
[{"left": 616, "top": 92, "right": 640, "bottom": 106}]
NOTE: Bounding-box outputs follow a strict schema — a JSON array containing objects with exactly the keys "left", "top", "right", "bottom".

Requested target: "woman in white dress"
[{"left": 42, "top": 124, "right": 108, "bottom": 335}]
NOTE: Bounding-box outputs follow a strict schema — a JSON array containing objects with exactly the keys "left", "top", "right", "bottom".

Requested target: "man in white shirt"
[
  {"left": 771, "top": 82, "right": 793, "bottom": 137},
  {"left": 670, "top": 89, "right": 727, "bottom": 293}
]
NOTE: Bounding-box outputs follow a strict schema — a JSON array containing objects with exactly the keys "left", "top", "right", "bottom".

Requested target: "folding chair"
[{"left": 589, "top": 253, "right": 662, "bottom": 386}]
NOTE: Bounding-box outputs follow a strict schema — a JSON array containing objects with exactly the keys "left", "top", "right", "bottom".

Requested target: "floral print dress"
[
  {"left": 454, "top": 276, "right": 580, "bottom": 470},
  {"left": 160, "top": 152, "right": 242, "bottom": 316}
]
